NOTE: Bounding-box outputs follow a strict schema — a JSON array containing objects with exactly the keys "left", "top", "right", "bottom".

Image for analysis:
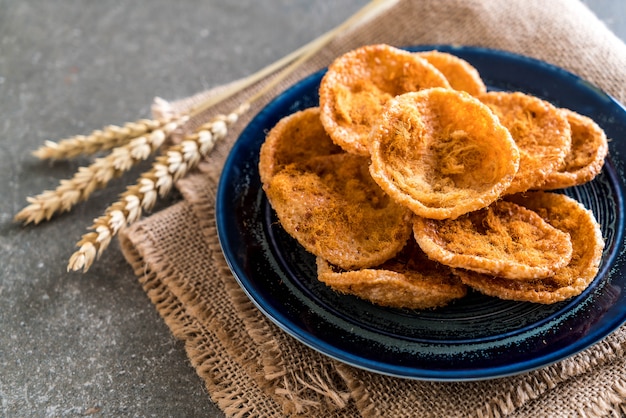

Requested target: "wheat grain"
[
  {"left": 15, "top": 117, "right": 186, "bottom": 225},
  {"left": 67, "top": 107, "right": 245, "bottom": 272},
  {"left": 32, "top": 117, "right": 180, "bottom": 160}
]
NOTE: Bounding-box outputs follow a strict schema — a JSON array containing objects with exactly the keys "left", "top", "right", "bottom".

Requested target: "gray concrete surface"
[{"left": 0, "top": 1, "right": 624, "bottom": 417}]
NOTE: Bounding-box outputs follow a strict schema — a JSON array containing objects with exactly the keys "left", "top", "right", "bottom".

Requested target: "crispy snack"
[
  {"left": 416, "top": 50, "right": 486, "bottom": 96},
  {"left": 479, "top": 91, "right": 571, "bottom": 195},
  {"left": 258, "top": 46, "right": 609, "bottom": 308},
  {"left": 368, "top": 88, "right": 519, "bottom": 220},
  {"left": 540, "top": 109, "right": 608, "bottom": 190},
  {"left": 319, "top": 44, "right": 450, "bottom": 156},
  {"left": 258, "top": 107, "right": 343, "bottom": 185},
  {"left": 413, "top": 200, "right": 573, "bottom": 279},
  {"left": 455, "top": 192, "right": 604, "bottom": 304},
  {"left": 265, "top": 153, "right": 413, "bottom": 271},
  {"left": 316, "top": 239, "right": 467, "bottom": 309}
]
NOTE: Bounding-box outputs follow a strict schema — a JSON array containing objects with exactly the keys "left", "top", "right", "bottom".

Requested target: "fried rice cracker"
[
  {"left": 413, "top": 200, "right": 573, "bottom": 279},
  {"left": 258, "top": 107, "right": 343, "bottom": 186},
  {"left": 540, "top": 109, "right": 608, "bottom": 190},
  {"left": 416, "top": 50, "right": 486, "bottom": 96},
  {"left": 368, "top": 88, "right": 519, "bottom": 220},
  {"left": 319, "top": 44, "right": 450, "bottom": 156},
  {"left": 316, "top": 239, "right": 467, "bottom": 309},
  {"left": 455, "top": 192, "right": 604, "bottom": 304},
  {"left": 265, "top": 153, "right": 413, "bottom": 271},
  {"left": 479, "top": 91, "right": 571, "bottom": 194}
]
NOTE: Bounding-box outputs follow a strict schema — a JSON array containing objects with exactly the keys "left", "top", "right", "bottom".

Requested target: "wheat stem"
[{"left": 67, "top": 106, "right": 246, "bottom": 272}]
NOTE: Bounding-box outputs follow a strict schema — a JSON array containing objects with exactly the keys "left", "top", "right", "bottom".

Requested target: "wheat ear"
[
  {"left": 15, "top": 117, "right": 186, "bottom": 225},
  {"left": 32, "top": 117, "right": 179, "bottom": 160},
  {"left": 67, "top": 105, "right": 247, "bottom": 272}
]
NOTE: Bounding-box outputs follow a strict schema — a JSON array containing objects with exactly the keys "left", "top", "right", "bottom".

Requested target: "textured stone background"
[{"left": 0, "top": 1, "right": 624, "bottom": 416}]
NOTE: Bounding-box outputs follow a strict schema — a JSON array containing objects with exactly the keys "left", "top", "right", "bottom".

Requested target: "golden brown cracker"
[
  {"left": 316, "top": 239, "right": 467, "bottom": 309},
  {"left": 417, "top": 50, "right": 486, "bottom": 96},
  {"left": 540, "top": 109, "right": 608, "bottom": 189},
  {"left": 319, "top": 44, "right": 450, "bottom": 156},
  {"left": 479, "top": 91, "right": 571, "bottom": 194},
  {"left": 259, "top": 107, "right": 343, "bottom": 186},
  {"left": 369, "top": 88, "right": 519, "bottom": 220},
  {"left": 457, "top": 192, "right": 604, "bottom": 303},
  {"left": 265, "top": 153, "right": 413, "bottom": 271},
  {"left": 413, "top": 200, "right": 573, "bottom": 280}
]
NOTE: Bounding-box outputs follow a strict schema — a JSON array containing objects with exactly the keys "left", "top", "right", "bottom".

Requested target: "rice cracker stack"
[{"left": 259, "top": 44, "right": 607, "bottom": 309}]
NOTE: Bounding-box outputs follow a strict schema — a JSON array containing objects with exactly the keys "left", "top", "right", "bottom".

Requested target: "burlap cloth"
[{"left": 118, "top": 1, "right": 626, "bottom": 416}]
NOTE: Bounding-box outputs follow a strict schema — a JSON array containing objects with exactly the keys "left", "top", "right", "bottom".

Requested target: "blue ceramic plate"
[{"left": 216, "top": 45, "right": 626, "bottom": 381}]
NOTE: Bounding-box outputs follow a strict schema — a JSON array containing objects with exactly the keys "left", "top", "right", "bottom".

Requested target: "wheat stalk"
[
  {"left": 32, "top": 117, "right": 179, "bottom": 160},
  {"left": 67, "top": 105, "right": 247, "bottom": 272},
  {"left": 15, "top": 117, "right": 186, "bottom": 224}
]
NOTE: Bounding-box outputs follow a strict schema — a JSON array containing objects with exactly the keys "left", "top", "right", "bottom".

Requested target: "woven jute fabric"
[{"left": 118, "top": 0, "right": 626, "bottom": 416}]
